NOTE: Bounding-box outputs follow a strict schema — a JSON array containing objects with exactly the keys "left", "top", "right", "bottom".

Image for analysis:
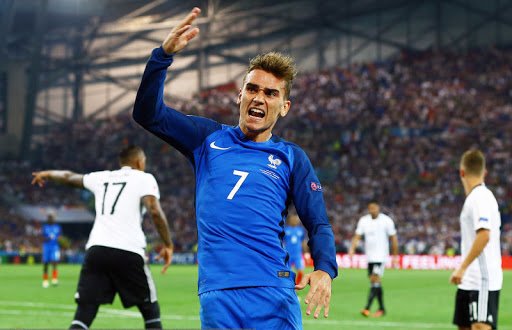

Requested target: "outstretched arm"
[
  {"left": 142, "top": 195, "right": 173, "bottom": 274},
  {"left": 31, "top": 170, "right": 84, "bottom": 188}
]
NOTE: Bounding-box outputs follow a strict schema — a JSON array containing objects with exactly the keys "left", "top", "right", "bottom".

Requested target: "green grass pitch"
[{"left": 0, "top": 264, "right": 510, "bottom": 329}]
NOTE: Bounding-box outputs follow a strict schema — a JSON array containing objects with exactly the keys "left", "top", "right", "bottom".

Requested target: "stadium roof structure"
[{"left": 1, "top": 0, "right": 512, "bottom": 157}]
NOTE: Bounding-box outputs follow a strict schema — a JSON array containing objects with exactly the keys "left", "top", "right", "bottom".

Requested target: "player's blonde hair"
[
  {"left": 460, "top": 149, "right": 486, "bottom": 176},
  {"left": 244, "top": 52, "right": 297, "bottom": 100}
]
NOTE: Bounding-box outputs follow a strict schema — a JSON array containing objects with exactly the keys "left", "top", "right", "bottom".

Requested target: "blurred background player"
[
  {"left": 41, "top": 210, "right": 61, "bottom": 288},
  {"left": 349, "top": 200, "right": 398, "bottom": 318},
  {"left": 32, "top": 145, "right": 173, "bottom": 330},
  {"left": 284, "top": 214, "right": 307, "bottom": 285},
  {"left": 450, "top": 149, "right": 502, "bottom": 330}
]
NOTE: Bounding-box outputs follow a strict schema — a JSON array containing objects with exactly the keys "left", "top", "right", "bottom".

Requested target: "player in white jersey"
[
  {"left": 349, "top": 201, "right": 398, "bottom": 318},
  {"left": 450, "top": 149, "right": 502, "bottom": 330},
  {"left": 32, "top": 145, "right": 173, "bottom": 330}
]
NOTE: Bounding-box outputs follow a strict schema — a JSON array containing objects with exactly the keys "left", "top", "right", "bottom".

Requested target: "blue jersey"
[
  {"left": 42, "top": 223, "right": 61, "bottom": 248},
  {"left": 134, "top": 47, "right": 338, "bottom": 294},
  {"left": 284, "top": 225, "right": 305, "bottom": 255}
]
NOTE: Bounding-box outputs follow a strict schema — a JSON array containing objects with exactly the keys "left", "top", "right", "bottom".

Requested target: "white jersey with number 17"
[{"left": 83, "top": 166, "right": 160, "bottom": 258}]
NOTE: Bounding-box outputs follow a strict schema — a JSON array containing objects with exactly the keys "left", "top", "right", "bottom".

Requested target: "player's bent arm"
[
  {"left": 142, "top": 195, "right": 173, "bottom": 249},
  {"left": 133, "top": 47, "right": 222, "bottom": 160},
  {"left": 459, "top": 228, "right": 490, "bottom": 271},
  {"left": 31, "top": 170, "right": 84, "bottom": 188},
  {"left": 390, "top": 234, "right": 399, "bottom": 256},
  {"left": 349, "top": 234, "right": 361, "bottom": 255}
]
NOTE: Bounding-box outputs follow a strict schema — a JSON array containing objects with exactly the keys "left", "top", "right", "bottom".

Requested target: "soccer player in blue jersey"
[
  {"left": 133, "top": 7, "right": 338, "bottom": 329},
  {"left": 41, "top": 211, "right": 62, "bottom": 288},
  {"left": 284, "top": 214, "right": 307, "bottom": 285}
]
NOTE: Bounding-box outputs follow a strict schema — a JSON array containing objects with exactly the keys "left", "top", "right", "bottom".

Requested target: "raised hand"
[{"left": 162, "top": 7, "right": 201, "bottom": 55}]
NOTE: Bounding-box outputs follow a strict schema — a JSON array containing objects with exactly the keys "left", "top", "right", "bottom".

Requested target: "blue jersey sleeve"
[
  {"left": 133, "top": 47, "right": 222, "bottom": 161},
  {"left": 290, "top": 147, "right": 338, "bottom": 279}
]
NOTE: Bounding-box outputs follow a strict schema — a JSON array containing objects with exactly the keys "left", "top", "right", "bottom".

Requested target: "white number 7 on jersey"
[{"left": 227, "top": 170, "right": 249, "bottom": 200}]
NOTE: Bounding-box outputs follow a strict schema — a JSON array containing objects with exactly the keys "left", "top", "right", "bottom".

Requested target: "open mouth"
[{"left": 248, "top": 108, "right": 265, "bottom": 118}]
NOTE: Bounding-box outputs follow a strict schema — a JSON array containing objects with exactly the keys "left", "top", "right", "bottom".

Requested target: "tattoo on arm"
[{"left": 143, "top": 195, "right": 172, "bottom": 247}]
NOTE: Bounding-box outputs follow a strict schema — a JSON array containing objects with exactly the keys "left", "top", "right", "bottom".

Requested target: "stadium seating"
[{"left": 1, "top": 47, "right": 511, "bottom": 257}]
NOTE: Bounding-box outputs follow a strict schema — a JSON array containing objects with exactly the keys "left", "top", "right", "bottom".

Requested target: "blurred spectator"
[{"left": 1, "top": 47, "right": 511, "bottom": 256}]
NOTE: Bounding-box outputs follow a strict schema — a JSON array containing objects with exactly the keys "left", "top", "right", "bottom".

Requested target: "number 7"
[{"left": 227, "top": 170, "right": 249, "bottom": 200}]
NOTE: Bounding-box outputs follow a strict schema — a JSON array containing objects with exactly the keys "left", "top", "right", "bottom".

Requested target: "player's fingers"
[
  {"left": 32, "top": 177, "right": 44, "bottom": 187},
  {"left": 176, "top": 7, "right": 201, "bottom": 30},
  {"left": 172, "top": 24, "right": 191, "bottom": 37},
  {"left": 322, "top": 289, "right": 331, "bottom": 318},
  {"left": 182, "top": 27, "right": 200, "bottom": 41},
  {"left": 161, "top": 262, "right": 170, "bottom": 274},
  {"left": 304, "top": 283, "right": 317, "bottom": 305},
  {"left": 295, "top": 273, "right": 310, "bottom": 290},
  {"left": 323, "top": 302, "right": 330, "bottom": 318},
  {"left": 313, "top": 303, "right": 323, "bottom": 319}
]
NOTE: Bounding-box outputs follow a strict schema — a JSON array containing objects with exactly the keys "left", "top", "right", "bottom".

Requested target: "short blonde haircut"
[
  {"left": 460, "top": 149, "right": 486, "bottom": 176},
  {"left": 244, "top": 52, "right": 297, "bottom": 100}
]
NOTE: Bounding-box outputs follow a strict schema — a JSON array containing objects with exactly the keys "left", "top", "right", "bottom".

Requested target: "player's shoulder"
[
  {"left": 83, "top": 169, "right": 111, "bottom": 183},
  {"left": 126, "top": 169, "right": 159, "bottom": 185},
  {"left": 381, "top": 213, "right": 395, "bottom": 222},
  {"left": 277, "top": 138, "right": 306, "bottom": 156},
  {"left": 468, "top": 185, "right": 498, "bottom": 205},
  {"left": 273, "top": 138, "right": 314, "bottom": 171},
  {"left": 86, "top": 169, "right": 111, "bottom": 177},
  {"left": 358, "top": 214, "right": 370, "bottom": 224}
]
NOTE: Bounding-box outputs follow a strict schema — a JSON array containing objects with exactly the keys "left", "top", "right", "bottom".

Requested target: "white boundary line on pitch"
[
  {"left": 0, "top": 301, "right": 200, "bottom": 321},
  {"left": 1, "top": 300, "right": 511, "bottom": 330}
]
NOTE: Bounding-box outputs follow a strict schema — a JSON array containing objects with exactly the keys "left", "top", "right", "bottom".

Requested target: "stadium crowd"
[{"left": 1, "top": 47, "right": 512, "bottom": 257}]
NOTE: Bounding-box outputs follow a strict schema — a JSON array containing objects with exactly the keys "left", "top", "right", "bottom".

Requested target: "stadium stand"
[{"left": 1, "top": 47, "right": 511, "bottom": 258}]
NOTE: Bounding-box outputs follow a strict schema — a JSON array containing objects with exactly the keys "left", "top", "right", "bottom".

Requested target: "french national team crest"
[{"left": 267, "top": 155, "right": 282, "bottom": 169}]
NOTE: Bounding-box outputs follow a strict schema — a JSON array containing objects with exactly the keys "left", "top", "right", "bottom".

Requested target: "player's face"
[
  {"left": 237, "top": 69, "right": 291, "bottom": 142},
  {"left": 368, "top": 203, "right": 380, "bottom": 219}
]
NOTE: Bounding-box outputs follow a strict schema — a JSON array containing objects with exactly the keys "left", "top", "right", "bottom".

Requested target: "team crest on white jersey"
[{"left": 267, "top": 155, "right": 282, "bottom": 169}]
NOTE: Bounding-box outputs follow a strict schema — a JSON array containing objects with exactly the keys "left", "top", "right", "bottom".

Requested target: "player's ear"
[
  {"left": 236, "top": 88, "right": 242, "bottom": 105},
  {"left": 459, "top": 169, "right": 465, "bottom": 178},
  {"left": 280, "top": 100, "right": 291, "bottom": 117}
]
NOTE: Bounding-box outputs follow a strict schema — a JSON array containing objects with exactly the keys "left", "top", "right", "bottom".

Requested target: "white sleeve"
[
  {"left": 355, "top": 218, "right": 365, "bottom": 236},
  {"left": 140, "top": 173, "right": 160, "bottom": 199},
  {"left": 82, "top": 171, "right": 105, "bottom": 194},
  {"left": 387, "top": 217, "right": 397, "bottom": 236},
  {"left": 471, "top": 194, "right": 492, "bottom": 231}
]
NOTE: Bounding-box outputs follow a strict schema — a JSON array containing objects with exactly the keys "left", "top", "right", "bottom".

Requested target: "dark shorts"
[
  {"left": 367, "top": 262, "right": 385, "bottom": 277},
  {"left": 453, "top": 289, "right": 500, "bottom": 329},
  {"left": 75, "top": 245, "right": 157, "bottom": 308}
]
